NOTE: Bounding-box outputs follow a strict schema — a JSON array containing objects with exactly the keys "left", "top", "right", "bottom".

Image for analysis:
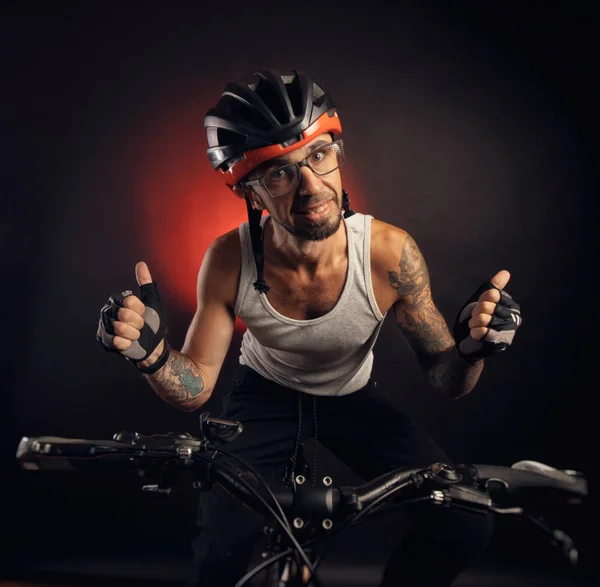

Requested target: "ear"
[
  {"left": 231, "top": 184, "right": 265, "bottom": 210},
  {"left": 251, "top": 194, "right": 265, "bottom": 211}
]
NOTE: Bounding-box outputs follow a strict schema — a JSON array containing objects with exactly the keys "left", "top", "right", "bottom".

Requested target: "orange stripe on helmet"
[{"left": 218, "top": 110, "right": 342, "bottom": 186}]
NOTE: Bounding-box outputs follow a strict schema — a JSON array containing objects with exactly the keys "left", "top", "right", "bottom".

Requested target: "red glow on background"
[{"left": 125, "top": 82, "right": 363, "bottom": 331}]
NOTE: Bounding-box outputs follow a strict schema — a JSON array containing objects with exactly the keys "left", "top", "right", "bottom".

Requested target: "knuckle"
[
  {"left": 469, "top": 314, "right": 489, "bottom": 328},
  {"left": 113, "top": 336, "right": 132, "bottom": 351},
  {"left": 118, "top": 307, "right": 144, "bottom": 326},
  {"left": 123, "top": 295, "right": 142, "bottom": 310},
  {"left": 113, "top": 321, "right": 126, "bottom": 336},
  {"left": 484, "top": 289, "right": 500, "bottom": 303},
  {"left": 114, "top": 321, "right": 137, "bottom": 339},
  {"left": 471, "top": 327, "right": 486, "bottom": 340}
]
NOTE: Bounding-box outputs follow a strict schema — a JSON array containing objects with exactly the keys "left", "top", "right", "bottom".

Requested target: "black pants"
[{"left": 188, "top": 366, "right": 493, "bottom": 586}]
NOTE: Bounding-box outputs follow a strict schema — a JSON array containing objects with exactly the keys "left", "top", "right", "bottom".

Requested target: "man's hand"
[
  {"left": 96, "top": 262, "right": 167, "bottom": 366},
  {"left": 469, "top": 270, "right": 511, "bottom": 341},
  {"left": 454, "top": 269, "right": 522, "bottom": 362}
]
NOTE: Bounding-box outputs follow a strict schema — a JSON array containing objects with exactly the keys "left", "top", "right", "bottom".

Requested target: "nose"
[{"left": 297, "top": 165, "right": 324, "bottom": 196}]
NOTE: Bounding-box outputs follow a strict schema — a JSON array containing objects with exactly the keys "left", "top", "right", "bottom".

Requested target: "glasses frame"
[{"left": 241, "top": 139, "right": 345, "bottom": 199}]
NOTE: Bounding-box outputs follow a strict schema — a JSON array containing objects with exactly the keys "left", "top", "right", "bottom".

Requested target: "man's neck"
[{"left": 265, "top": 216, "right": 347, "bottom": 274}]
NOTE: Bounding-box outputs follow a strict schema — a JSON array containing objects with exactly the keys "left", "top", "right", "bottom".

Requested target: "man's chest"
[
  {"left": 263, "top": 264, "right": 347, "bottom": 320},
  {"left": 262, "top": 263, "right": 396, "bottom": 321}
]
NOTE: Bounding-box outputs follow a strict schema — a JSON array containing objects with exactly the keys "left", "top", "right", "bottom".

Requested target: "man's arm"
[
  {"left": 138, "top": 232, "right": 239, "bottom": 411},
  {"left": 390, "top": 233, "right": 483, "bottom": 399}
]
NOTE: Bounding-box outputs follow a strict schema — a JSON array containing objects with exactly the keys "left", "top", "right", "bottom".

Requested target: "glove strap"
[{"left": 135, "top": 340, "right": 171, "bottom": 374}]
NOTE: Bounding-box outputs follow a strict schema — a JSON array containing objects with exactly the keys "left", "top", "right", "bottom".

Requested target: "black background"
[{"left": 2, "top": 0, "right": 598, "bottom": 583}]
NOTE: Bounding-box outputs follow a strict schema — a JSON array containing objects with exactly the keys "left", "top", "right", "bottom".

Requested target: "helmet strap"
[
  {"left": 342, "top": 189, "right": 355, "bottom": 218},
  {"left": 244, "top": 189, "right": 353, "bottom": 295},
  {"left": 244, "top": 196, "right": 270, "bottom": 294}
]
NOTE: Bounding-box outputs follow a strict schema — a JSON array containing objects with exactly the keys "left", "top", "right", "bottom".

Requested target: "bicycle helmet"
[
  {"left": 204, "top": 68, "right": 342, "bottom": 187},
  {"left": 204, "top": 69, "right": 353, "bottom": 294}
]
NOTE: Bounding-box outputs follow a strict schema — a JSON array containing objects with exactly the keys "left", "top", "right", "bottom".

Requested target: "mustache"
[{"left": 292, "top": 193, "right": 337, "bottom": 213}]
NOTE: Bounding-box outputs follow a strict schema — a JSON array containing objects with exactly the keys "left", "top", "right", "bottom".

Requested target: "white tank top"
[{"left": 234, "top": 213, "right": 386, "bottom": 396}]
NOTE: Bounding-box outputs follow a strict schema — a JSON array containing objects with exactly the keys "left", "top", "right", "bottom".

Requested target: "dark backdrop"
[{"left": 2, "top": 0, "right": 598, "bottom": 583}]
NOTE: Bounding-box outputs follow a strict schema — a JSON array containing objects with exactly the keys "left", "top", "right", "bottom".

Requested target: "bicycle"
[{"left": 16, "top": 412, "right": 589, "bottom": 587}]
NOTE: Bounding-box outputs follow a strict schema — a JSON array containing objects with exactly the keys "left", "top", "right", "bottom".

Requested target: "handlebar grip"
[
  {"left": 472, "top": 464, "right": 588, "bottom": 503},
  {"left": 16, "top": 436, "right": 130, "bottom": 471}
]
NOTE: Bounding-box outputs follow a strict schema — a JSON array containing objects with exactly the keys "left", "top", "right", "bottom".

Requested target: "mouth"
[{"left": 295, "top": 200, "right": 332, "bottom": 222}]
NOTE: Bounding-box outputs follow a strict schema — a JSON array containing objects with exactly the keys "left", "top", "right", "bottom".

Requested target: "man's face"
[{"left": 246, "top": 134, "right": 344, "bottom": 242}]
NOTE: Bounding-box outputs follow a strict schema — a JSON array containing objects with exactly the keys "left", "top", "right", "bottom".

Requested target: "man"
[{"left": 97, "top": 69, "right": 522, "bottom": 586}]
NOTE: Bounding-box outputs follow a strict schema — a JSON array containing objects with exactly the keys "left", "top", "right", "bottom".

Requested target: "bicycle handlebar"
[
  {"left": 15, "top": 416, "right": 589, "bottom": 586},
  {"left": 16, "top": 428, "right": 588, "bottom": 516}
]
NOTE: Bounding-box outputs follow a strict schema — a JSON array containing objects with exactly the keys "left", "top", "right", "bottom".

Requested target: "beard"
[
  {"left": 280, "top": 199, "right": 344, "bottom": 241},
  {"left": 299, "top": 211, "right": 344, "bottom": 241}
]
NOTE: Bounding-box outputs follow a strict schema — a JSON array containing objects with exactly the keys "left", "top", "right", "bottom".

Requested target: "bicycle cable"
[
  {"left": 208, "top": 443, "right": 291, "bottom": 533},
  {"left": 202, "top": 455, "right": 321, "bottom": 586},
  {"left": 234, "top": 547, "right": 294, "bottom": 587}
]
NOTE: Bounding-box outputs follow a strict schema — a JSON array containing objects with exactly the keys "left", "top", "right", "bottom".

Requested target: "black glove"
[
  {"left": 97, "top": 282, "right": 167, "bottom": 368},
  {"left": 453, "top": 281, "right": 522, "bottom": 362}
]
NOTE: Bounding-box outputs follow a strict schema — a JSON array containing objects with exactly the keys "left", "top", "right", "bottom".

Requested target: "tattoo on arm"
[
  {"left": 389, "top": 235, "right": 482, "bottom": 396},
  {"left": 151, "top": 350, "right": 205, "bottom": 408},
  {"left": 390, "top": 235, "right": 454, "bottom": 362}
]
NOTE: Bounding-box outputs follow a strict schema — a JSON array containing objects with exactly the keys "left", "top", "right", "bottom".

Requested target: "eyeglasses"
[{"left": 241, "top": 139, "right": 345, "bottom": 198}]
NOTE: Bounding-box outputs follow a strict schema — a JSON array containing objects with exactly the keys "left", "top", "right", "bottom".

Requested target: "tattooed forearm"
[
  {"left": 427, "top": 348, "right": 484, "bottom": 399},
  {"left": 390, "top": 233, "right": 484, "bottom": 398},
  {"left": 399, "top": 300, "right": 454, "bottom": 355},
  {"left": 146, "top": 349, "right": 207, "bottom": 411}
]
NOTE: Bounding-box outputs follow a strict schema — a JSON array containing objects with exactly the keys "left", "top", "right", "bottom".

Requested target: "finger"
[
  {"left": 470, "top": 326, "right": 488, "bottom": 341},
  {"left": 135, "top": 261, "right": 153, "bottom": 286},
  {"left": 122, "top": 295, "right": 145, "bottom": 315},
  {"left": 112, "top": 335, "right": 133, "bottom": 351},
  {"left": 117, "top": 307, "right": 145, "bottom": 330},
  {"left": 489, "top": 269, "right": 511, "bottom": 291},
  {"left": 113, "top": 321, "right": 141, "bottom": 341},
  {"left": 479, "top": 288, "right": 500, "bottom": 304},
  {"left": 469, "top": 314, "right": 492, "bottom": 329},
  {"left": 471, "top": 301, "right": 497, "bottom": 317}
]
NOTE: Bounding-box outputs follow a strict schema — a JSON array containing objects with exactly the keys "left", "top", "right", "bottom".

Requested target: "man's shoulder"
[
  {"left": 203, "top": 228, "right": 242, "bottom": 273},
  {"left": 370, "top": 218, "right": 411, "bottom": 261},
  {"left": 197, "top": 228, "right": 242, "bottom": 308}
]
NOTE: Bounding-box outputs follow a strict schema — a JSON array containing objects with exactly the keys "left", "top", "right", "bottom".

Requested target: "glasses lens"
[
  {"left": 263, "top": 141, "right": 345, "bottom": 198},
  {"left": 309, "top": 142, "right": 344, "bottom": 176},
  {"left": 264, "top": 165, "right": 300, "bottom": 197}
]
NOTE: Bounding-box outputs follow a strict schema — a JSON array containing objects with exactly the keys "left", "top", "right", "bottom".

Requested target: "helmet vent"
[
  {"left": 312, "top": 83, "right": 326, "bottom": 106},
  {"left": 255, "top": 77, "right": 292, "bottom": 125},
  {"left": 285, "top": 74, "right": 305, "bottom": 117},
  {"left": 221, "top": 94, "right": 272, "bottom": 131},
  {"left": 216, "top": 128, "right": 246, "bottom": 146}
]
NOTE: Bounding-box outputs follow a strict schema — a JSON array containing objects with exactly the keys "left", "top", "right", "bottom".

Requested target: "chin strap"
[
  {"left": 245, "top": 196, "right": 270, "bottom": 294},
  {"left": 342, "top": 189, "right": 355, "bottom": 218}
]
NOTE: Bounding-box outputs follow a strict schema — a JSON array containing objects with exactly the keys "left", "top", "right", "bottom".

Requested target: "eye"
[{"left": 310, "top": 149, "right": 326, "bottom": 163}]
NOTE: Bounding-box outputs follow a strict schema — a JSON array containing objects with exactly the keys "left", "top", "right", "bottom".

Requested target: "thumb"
[
  {"left": 489, "top": 269, "right": 511, "bottom": 291},
  {"left": 135, "top": 261, "right": 153, "bottom": 286}
]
